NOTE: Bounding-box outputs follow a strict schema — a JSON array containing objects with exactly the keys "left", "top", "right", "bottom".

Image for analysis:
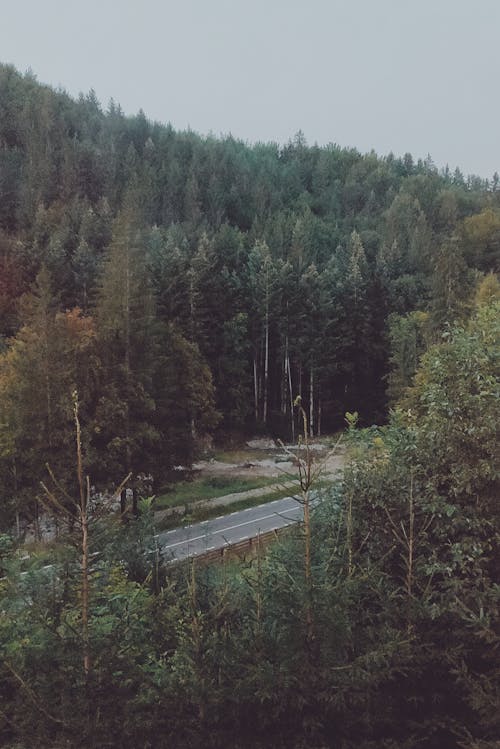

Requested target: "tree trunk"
[
  {"left": 407, "top": 471, "right": 415, "bottom": 602},
  {"left": 75, "top": 396, "right": 91, "bottom": 678},
  {"left": 120, "top": 488, "right": 127, "bottom": 515},
  {"left": 281, "top": 345, "right": 287, "bottom": 414},
  {"left": 124, "top": 242, "right": 131, "bottom": 478},
  {"left": 309, "top": 366, "right": 314, "bottom": 438},
  {"left": 298, "top": 404, "right": 313, "bottom": 644},
  {"left": 253, "top": 356, "right": 259, "bottom": 422},
  {"left": 263, "top": 308, "right": 269, "bottom": 424},
  {"left": 81, "top": 510, "right": 90, "bottom": 677},
  {"left": 346, "top": 489, "right": 353, "bottom": 577},
  {"left": 287, "top": 354, "right": 294, "bottom": 443},
  {"left": 34, "top": 499, "right": 41, "bottom": 542},
  {"left": 13, "top": 459, "right": 20, "bottom": 539}
]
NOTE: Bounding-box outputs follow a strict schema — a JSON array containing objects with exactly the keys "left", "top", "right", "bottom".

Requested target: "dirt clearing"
[{"left": 192, "top": 437, "right": 345, "bottom": 481}]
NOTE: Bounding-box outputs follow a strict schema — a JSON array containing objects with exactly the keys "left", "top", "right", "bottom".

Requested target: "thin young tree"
[{"left": 40, "top": 391, "right": 130, "bottom": 678}]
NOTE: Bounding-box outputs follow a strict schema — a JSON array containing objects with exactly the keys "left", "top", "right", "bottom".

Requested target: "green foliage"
[
  {"left": 1, "top": 291, "right": 498, "bottom": 746},
  {"left": 460, "top": 208, "right": 500, "bottom": 272},
  {"left": 0, "top": 64, "right": 499, "bottom": 747},
  {"left": 0, "top": 270, "right": 97, "bottom": 523},
  {"left": 0, "top": 61, "right": 497, "bottom": 455},
  {"left": 155, "top": 474, "right": 273, "bottom": 510},
  {"left": 429, "top": 236, "right": 476, "bottom": 333},
  {"left": 344, "top": 410, "right": 359, "bottom": 428},
  {"left": 343, "top": 300, "right": 500, "bottom": 747},
  {"left": 387, "top": 309, "right": 429, "bottom": 404}
]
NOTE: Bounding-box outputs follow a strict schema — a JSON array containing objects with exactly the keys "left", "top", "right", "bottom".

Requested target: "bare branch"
[
  {"left": 39, "top": 481, "right": 74, "bottom": 521},
  {"left": 45, "top": 464, "right": 78, "bottom": 510}
]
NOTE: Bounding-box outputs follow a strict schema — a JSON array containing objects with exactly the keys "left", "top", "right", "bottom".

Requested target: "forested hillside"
[
  {"left": 0, "top": 64, "right": 499, "bottom": 749},
  {"left": 0, "top": 61, "right": 499, "bottom": 514}
]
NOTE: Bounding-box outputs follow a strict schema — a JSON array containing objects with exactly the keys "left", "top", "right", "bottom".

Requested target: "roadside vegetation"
[
  {"left": 0, "top": 65, "right": 499, "bottom": 748},
  {"left": 155, "top": 474, "right": 276, "bottom": 510},
  {"left": 1, "top": 64, "right": 500, "bottom": 534},
  {"left": 1, "top": 293, "right": 498, "bottom": 748},
  {"left": 156, "top": 489, "right": 292, "bottom": 531}
]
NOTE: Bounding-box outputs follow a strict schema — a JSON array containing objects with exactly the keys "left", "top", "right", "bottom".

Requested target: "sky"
[{"left": 2, "top": 0, "right": 499, "bottom": 177}]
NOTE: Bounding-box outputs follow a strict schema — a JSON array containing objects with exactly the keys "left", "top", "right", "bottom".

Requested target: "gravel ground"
[{"left": 193, "top": 440, "right": 345, "bottom": 481}]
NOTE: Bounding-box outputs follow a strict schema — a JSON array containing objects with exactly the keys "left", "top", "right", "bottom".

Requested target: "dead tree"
[
  {"left": 40, "top": 390, "right": 130, "bottom": 678},
  {"left": 278, "top": 395, "right": 343, "bottom": 645}
]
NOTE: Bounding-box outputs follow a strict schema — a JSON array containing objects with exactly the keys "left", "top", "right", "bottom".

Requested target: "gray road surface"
[{"left": 156, "top": 495, "right": 309, "bottom": 562}]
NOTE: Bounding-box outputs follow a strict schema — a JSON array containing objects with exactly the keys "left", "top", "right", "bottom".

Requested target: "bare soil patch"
[{"left": 193, "top": 438, "right": 345, "bottom": 481}]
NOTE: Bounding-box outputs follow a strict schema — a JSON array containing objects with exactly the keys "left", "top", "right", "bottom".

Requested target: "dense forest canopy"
[
  {"left": 0, "top": 62, "right": 499, "bottom": 518},
  {"left": 0, "top": 64, "right": 499, "bottom": 749},
  {"left": 0, "top": 293, "right": 498, "bottom": 749}
]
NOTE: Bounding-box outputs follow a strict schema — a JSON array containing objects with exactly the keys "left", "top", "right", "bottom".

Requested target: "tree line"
[
  {"left": 0, "top": 63, "right": 499, "bottom": 749},
  {"left": 0, "top": 62, "right": 499, "bottom": 522},
  {"left": 0, "top": 288, "right": 498, "bottom": 748}
]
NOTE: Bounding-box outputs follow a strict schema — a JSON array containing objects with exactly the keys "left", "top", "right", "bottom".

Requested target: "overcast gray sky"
[{"left": 2, "top": 0, "right": 499, "bottom": 177}]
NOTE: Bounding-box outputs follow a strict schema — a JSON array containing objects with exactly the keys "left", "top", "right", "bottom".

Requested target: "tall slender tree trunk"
[
  {"left": 297, "top": 404, "right": 313, "bottom": 644},
  {"left": 124, "top": 244, "right": 132, "bottom": 481},
  {"left": 407, "top": 509, "right": 414, "bottom": 596},
  {"left": 309, "top": 366, "right": 314, "bottom": 438},
  {"left": 304, "top": 487, "right": 312, "bottom": 642},
  {"left": 346, "top": 489, "right": 353, "bottom": 577},
  {"left": 258, "top": 336, "right": 264, "bottom": 420},
  {"left": 120, "top": 488, "right": 127, "bottom": 515},
  {"left": 75, "top": 396, "right": 91, "bottom": 678},
  {"left": 407, "top": 470, "right": 415, "bottom": 616},
  {"left": 189, "top": 270, "right": 196, "bottom": 341},
  {"left": 81, "top": 510, "right": 90, "bottom": 675},
  {"left": 34, "top": 499, "right": 41, "bottom": 541},
  {"left": 281, "top": 344, "right": 287, "bottom": 414},
  {"left": 44, "top": 320, "right": 53, "bottom": 449},
  {"left": 263, "top": 305, "right": 269, "bottom": 424},
  {"left": 13, "top": 459, "right": 20, "bottom": 539},
  {"left": 287, "top": 353, "right": 294, "bottom": 443},
  {"left": 253, "top": 356, "right": 259, "bottom": 422}
]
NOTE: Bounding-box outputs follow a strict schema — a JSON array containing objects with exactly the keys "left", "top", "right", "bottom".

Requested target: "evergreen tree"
[
  {"left": 429, "top": 236, "right": 474, "bottom": 333},
  {"left": 93, "top": 206, "right": 158, "bottom": 483}
]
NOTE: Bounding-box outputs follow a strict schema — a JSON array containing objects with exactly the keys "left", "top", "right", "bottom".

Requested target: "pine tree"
[
  {"left": 247, "top": 240, "right": 278, "bottom": 425},
  {"left": 429, "top": 236, "right": 473, "bottom": 333},
  {"left": 93, "top": 205, "right": 158, "bottom": 485}
]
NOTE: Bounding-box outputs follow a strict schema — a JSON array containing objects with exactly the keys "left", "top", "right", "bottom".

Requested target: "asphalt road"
[{"left": 156, "top": 494, "right": 308, "bottom": 562}]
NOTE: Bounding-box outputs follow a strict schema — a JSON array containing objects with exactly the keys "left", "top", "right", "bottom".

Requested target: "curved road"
[{"left": 156, "top": 494, "right": 310, "bottom": 562}]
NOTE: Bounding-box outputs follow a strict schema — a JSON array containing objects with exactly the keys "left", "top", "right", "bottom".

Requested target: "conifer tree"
[{"left": 93, "top": 204, "right": 158, "bottom": 484}]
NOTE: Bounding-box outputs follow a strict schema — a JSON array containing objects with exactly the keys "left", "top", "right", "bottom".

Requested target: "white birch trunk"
[
  {"left": 309, "top": 366, "right": 314, "bottom": 438},
  {"left": 287, "top": 353, "right": 294, "bottom": 443},
  {"left": 281, "top": 344, "right": 287, "bottom": 414},
  {"left": 253, "top": 356, "right": 259, "bottom": 422},
  {"left": 263, "top": 306, "right": 269, "bottom": 424}
]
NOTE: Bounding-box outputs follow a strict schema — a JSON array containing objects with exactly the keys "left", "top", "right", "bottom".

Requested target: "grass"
[
  {"left": 155, "top": 486, "right": 295, "bottom": 531},
  {"left": 154, "top": 477, "right": 337, "bottom": 532},
  {"left": 155, "top": 475, "right": 276, "bottom": 510}
]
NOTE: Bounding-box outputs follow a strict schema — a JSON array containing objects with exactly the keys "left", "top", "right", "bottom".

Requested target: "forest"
[{"left": 0, "top": 63, "right": 499, "bottom": 748}]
